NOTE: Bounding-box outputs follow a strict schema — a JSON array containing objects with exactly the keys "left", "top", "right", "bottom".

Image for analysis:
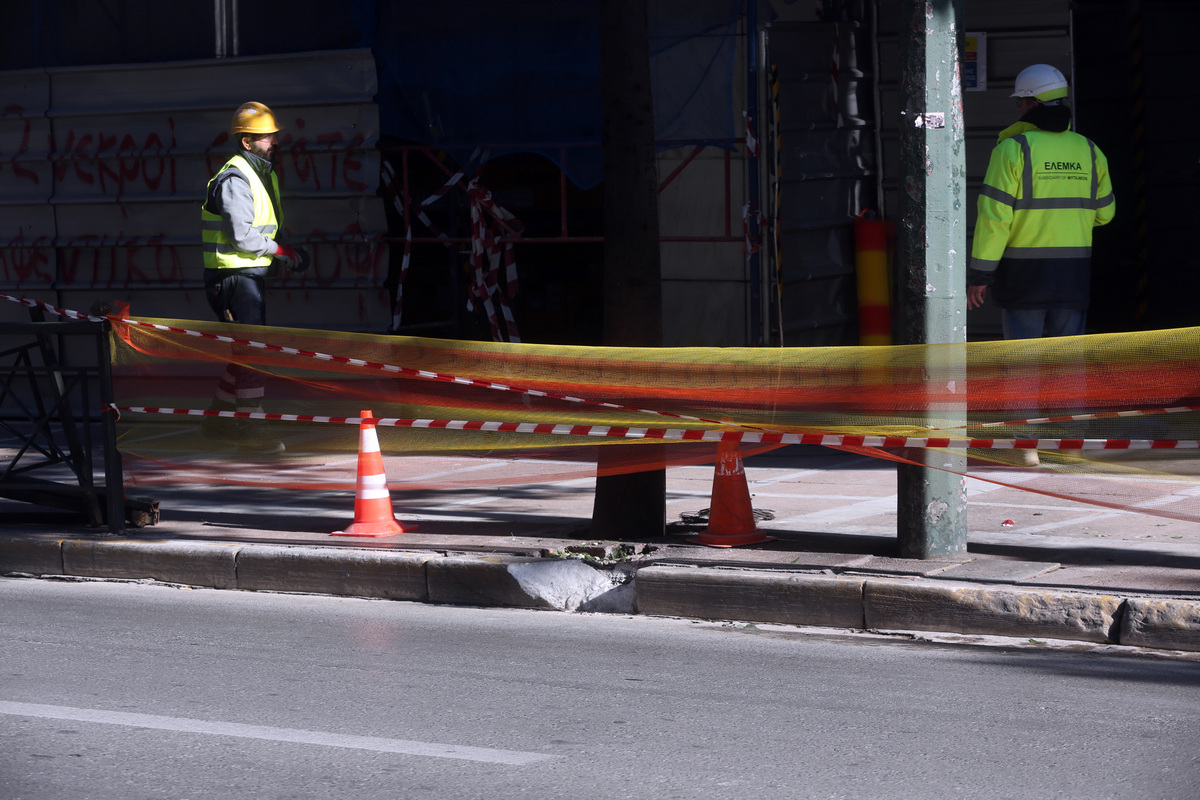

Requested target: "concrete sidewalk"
[{"left": 3, "top": 447, "right": 1200, "bottom": 652}]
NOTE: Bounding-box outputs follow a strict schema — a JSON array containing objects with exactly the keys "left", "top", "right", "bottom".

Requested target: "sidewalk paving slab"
[{"left": 934, "top": 559, "right": 1062, "bottom": 583}]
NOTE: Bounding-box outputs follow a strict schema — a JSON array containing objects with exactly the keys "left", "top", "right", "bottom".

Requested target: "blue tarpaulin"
[{"left": 372, "top": 0, "right": 742, "bottom": 188}]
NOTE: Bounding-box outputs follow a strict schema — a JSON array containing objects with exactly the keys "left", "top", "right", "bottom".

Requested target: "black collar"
[{"left": 1021, "top": 103, "right": 1072, "bottom": 133}]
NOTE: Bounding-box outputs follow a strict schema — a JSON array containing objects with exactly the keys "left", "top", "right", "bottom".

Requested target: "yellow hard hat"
[{"left": 230, "top": 101, "right": 281, "bottom": 135}]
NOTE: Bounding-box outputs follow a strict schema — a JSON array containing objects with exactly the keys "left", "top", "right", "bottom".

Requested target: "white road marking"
[
  {"left": 425, "top": 477, "right": 595, "bottom": 511},
  {"left": 0, "top": 701, "right": 554, "bottom": 765},
  {"left": 768, "top": 472, "right": 1047, "bottom": 527},
  {"left": 989, "top": 482, "right": 1200, "bottom": 534},
  {"left": 395, "top": 460, "right": 510, "bottom": 482},
  {"left": 748, "top": 468, "right": 825, "bottom": 486},
  {"left": 773, "top": 495, "right": 898, "bottom": 527},
  {"left": 666, "top": 489, "right": 879, "bottom": 501}
]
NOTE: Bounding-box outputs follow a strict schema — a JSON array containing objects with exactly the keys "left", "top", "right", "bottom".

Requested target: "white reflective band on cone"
[{"left": 358, "top": 474, "right": 389, "bottom": 491}]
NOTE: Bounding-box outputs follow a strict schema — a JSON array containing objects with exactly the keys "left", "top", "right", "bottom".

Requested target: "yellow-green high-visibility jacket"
[
  {"left": 201, "top": 153, "right": 281, "bottom": 271},
  {"left": 968, "top": 120, "right": 1114, "bottom": 309}
]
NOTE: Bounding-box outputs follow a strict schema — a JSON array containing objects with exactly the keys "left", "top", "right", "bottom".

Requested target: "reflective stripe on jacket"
[
  {"left": 201, "top": 154, "right": 281, "bottom": 270},
  {"left": 969, "top": 121, "right": 1115, "bottom": 309}
]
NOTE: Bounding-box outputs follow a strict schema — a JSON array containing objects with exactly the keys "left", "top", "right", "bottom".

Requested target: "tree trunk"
[{"left": 591, "top": 0, "right": 666, "bottom": 538}]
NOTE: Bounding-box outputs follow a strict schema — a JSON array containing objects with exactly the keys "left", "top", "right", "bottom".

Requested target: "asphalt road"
[{"left": 2, "top": 577, "right": 1198, "bottom": 800}]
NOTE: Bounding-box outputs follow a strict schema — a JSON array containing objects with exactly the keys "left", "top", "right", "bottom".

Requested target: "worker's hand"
[
  {"left": 967, "top": 284, "right": 987, "bottom": 310},
  {"left": 289, "top": 245, "right": 311, "bottom": 274},
  {"left": 274, "top": 244, "right": 310, "bottom": 274}
]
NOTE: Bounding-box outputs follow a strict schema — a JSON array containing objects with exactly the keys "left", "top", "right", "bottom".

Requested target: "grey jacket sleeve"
[{"left": 212, "top": 172, "right": 280, "bottom": 258}]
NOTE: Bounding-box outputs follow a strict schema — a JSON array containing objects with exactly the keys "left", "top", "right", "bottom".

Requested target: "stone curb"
[
  {"left": 635, "top": 565, "right": 865, "bottom": 628},
  {"left": 3, "top": 537, "right": 1199, "bottom": 652},
  {"left": 0, "top": 536, "right": 64, "bottom": 576},
  {"left": 1119, "top": 598, "right": 1200, "bottom": 652},
  {"left": 862, "top": 580, "right": 1123, "bottom": 644},
  {"left": 236, "top": 545, "right": 432, "bottom": 600},
  {"left": 427, "top": 555, "right": 556, "bottom": 609},
  {"left": 62, "top": 539, "right": 241, "bottom": 590}
]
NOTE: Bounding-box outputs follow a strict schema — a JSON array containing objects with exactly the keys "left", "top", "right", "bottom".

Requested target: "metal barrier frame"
[{"left": 0, "top": 313, "right": 154, "bottom": 533}]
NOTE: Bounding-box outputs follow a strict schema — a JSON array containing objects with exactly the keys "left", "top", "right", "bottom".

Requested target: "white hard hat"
[{"left": 1011, "top": 64, "right": 1069, "bottom": 103}]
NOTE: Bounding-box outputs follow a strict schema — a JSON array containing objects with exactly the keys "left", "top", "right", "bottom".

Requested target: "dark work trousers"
[{"left": 205, "top": 271, "right": 269, "bottom": 410}]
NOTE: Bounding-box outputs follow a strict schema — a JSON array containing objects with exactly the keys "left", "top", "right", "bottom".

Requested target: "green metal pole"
[{"left": 895, "top": 0, "right": 968, "bottom": 559}]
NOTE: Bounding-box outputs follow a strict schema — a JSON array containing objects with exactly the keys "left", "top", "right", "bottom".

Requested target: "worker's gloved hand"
[
  {"left": 289, "top": 245, "right": 311, "bottom": 274},
  {"left": 274, "top": 244, "right": 311, "bottom": 274}
]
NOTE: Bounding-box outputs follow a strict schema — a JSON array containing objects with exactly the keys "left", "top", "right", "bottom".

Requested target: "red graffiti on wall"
[
  {"left": 52, "top": 119, "right": 179, "bottom": 196},
  {"left": 1, "top": 105, "right": 40, "bottom": 185},
  {"left": 0, "top": 230, "right": 53, "bottom": 285},
  {"left": 203, "top": 131, "right": 232, "bottom": 176},
  {"left": 279, "top": 118, "right": 370, "bottom": 193},
  {"left": 57, "top": 236, "right": 188, "bottom": 288},
  {"left": 206, "top": 117, "right": 371, "bottom": 193},
  {"left": 278, "top": 222, "right": 387, "bottom": 288},
  {"left": 4, "top": 110, "right": 381, "bottom": 293},
  {"left": 2, "top": 228, "right": 385, "bottom": 291}
]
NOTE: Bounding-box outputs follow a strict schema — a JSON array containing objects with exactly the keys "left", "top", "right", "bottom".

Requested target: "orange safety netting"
[{"left": 108, "top": 314, "right": 1200, "bottom": 521}]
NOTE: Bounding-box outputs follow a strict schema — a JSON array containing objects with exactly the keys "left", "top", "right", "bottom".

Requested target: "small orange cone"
[
  {"left": 691, "top": 440, "right": 774, "bottom": 548},
  {"left": 332, "top": 410, "right": 416, "bottom": 537}
]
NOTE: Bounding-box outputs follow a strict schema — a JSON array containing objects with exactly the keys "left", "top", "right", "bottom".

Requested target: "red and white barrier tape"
[
  {"left": 0, "top": 293, "right": 767, "bottom": 430},
  {"left": 7, "top": 293, "right": 1200, "bottom": 440},
  {"left": 96, "top": 312, "right": 752, "bottom": 431},
  {"left": 380, "top": 162, "right": 415, "bottom": 331},
  {"left": 421, "top": 146, "right": 487, "bottom": 209},
  {"left": 115, "top": 406, "right": 1200, "bottom": 450},
  {"left": 466, "top": 178, "right": 522, "bottom": 342},
  {"left": 743, "top": 110, "right": 759, "bottom": 159},
  {"left": 379, "top": 149, "right": 523, "bottom": 341},
  {"left": 2, "top": 293, "right": 104, "bottom": 322},
  {"left": 959, "top": 406, "right": 1200, "bottom": 430},
  {"left": 743, "top": 202, "right": 764, "bottom": 256}
]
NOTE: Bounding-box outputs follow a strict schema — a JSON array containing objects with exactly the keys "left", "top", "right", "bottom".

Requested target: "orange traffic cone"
[
  {"left": 332, "top": 410, "right": 416, "bottom": 537},
  {"left": 691, "top": 439, "right": 774, "bottom": 548}
]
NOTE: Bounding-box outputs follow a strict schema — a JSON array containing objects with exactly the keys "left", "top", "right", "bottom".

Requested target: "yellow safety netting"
[{"left": 109, "top": 314, "right": 1200, "bottom": 519}]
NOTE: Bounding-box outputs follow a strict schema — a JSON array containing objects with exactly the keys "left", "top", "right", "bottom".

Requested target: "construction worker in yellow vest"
[
  {"left": 200, "top": 101, "right": 308, "bottom": 453},
  {"left": 967, "top": 65, "right": 1115, "bottom": 339}
]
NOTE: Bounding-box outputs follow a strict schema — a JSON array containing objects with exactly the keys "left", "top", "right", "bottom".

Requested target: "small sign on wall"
[{"left": 964, "top": 33, "right": 987, "bottom": 91}]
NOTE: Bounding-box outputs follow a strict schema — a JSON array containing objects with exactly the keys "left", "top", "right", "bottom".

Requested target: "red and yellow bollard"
[{"left": 853, "top": 213, "right": 894, "bottom": 346}]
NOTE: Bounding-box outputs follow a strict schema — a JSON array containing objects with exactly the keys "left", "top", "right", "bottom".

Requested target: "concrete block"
[
  {"left": 61, "top": 539, "right": 239, "bottom": 589},
  {"left": 864, "top": 580, "right": 1122, "bottom": 643},
  {"left": 508, "top": 559, "right": 635, "bottom": 613},
  {"left": 1119, "top": 598, "right": 1200, "bottom": 652},
  {"left": 0, "top": 536, "right": 64, "bottom": 576},
  {"left": 235, "top": 545, "right": 430, "bottom": 600},
  {"left": 635, "top": 565, "right": 866, "bottom": 627},
  {"left": 427, "top": 555, "right": 633, "bottom": 611}
]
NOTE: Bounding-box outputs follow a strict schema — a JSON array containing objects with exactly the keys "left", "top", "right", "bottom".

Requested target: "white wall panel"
[{"left": 0, "top": 50, "right": 387, "bottom": 331}]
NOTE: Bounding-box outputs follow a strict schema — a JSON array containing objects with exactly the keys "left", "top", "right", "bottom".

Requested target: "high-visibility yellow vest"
[
  {"left": 201, "top": 154, "right": 281, "bottom": 270},
  {"left": 970, "top": 121, "right": 1114, "bottom": 308}
]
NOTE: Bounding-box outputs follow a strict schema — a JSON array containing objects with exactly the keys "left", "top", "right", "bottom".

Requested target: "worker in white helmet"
[{"left": 967, "top": 64, "right": 1115, "bottom": 339}]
